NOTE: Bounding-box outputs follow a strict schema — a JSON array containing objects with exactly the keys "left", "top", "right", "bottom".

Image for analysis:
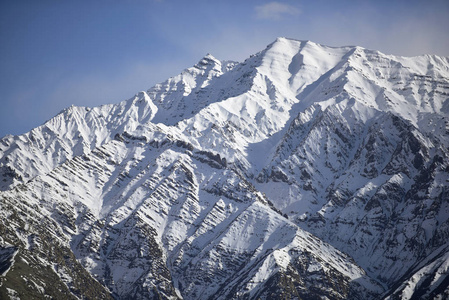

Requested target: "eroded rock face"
[{"left": 1, "top": 38, "right": 448, "bottom": 299}]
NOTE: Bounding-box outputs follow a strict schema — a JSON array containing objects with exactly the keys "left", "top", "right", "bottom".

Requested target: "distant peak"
[
  {"left": 275, "top": 37, "right": 304, "bottom": 43},
  {"left": 196, "top": 53, "right": 221, "bottom": 67},
  {"left": 272, "top": 37, "right": 310, "bottom": 45},
  {"left": 204, "top": 53, "right": 218, "bottom": 60},
  {"left": 265, "top": 37, "right": 320, "bottom": 53},
  {"left": 269, "top": 37, "right": 359, "bottom": 53},
  {"left": 275, "top": 36, "right": 288, "bottom": 42}
]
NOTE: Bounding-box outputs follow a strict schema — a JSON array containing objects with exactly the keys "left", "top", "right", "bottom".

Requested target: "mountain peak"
[
  {"left": 269, "top": 37, "right": 327, "bottom": 51},
  {"left": 1, "top": 39, "right": 449, "bottom": 300},
  {"left": 194, "top": 53, "right": 221, "bottom": 70}
]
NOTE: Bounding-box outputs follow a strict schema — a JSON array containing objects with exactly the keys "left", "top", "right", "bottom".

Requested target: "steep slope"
[
  {"left": 0, "top": 91, "right": 158, "bottom": 191},
  {"left": 256, "top": 99, "right": 449, "bottom": 284},
  {"left": 245, "top": 39, "right": 449, "bottom": 292},
  {"left": 0, "top": 129, "right": 383, "bottom": 299},
  {"left": 1, "top": 37, "right": 448, "bottom": 299}
]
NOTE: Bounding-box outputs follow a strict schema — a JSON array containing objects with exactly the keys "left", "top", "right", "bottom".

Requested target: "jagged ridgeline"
[{"left": 1, "top": 37, "right": 448, "bottom": 299}]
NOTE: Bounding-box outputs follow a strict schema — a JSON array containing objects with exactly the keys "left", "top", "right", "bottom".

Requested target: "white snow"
[{"left": 1, "top": 37, "right": 448, "bottom": 300}]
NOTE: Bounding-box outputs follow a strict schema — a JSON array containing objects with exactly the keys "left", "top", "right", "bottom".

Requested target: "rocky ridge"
[{"left": 1, "top": 37, "right": 448, "bottom": 299}]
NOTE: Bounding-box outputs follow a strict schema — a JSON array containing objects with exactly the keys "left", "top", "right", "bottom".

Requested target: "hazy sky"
[{"left": 1, "top": 0, "right": 448, "bottom": 138}]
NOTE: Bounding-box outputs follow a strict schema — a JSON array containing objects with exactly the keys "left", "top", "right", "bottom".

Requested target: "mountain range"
[{"left": 1, "top": 37, "right": 448, "bottom": 299}]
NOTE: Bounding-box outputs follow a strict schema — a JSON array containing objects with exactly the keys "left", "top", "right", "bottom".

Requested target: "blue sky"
[{"left": 1, "top": 0, "right": 448, "bottom": 138}]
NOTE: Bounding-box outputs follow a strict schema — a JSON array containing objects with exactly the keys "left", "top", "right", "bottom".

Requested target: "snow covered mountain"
[{"left": 1, "top": 37, "right": 448, "bottom": 299}]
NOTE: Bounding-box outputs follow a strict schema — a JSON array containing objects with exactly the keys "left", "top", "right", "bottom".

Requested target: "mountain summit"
[{"left": 1, "top": 38, "right": 448, "bottom": 299}]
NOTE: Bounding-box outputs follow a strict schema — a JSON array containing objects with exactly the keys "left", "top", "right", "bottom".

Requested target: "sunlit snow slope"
[{"left": 1, "top": 37, "right": 448, "bottom": 299}]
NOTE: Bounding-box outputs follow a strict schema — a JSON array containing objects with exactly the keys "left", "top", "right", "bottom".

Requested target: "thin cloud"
[{"left": 255, "top": 2, "right": 300, "bottom": 20}]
